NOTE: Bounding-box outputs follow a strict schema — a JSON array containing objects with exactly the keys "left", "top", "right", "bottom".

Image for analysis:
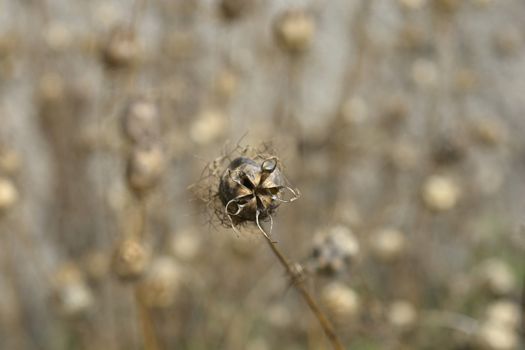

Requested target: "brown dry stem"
[{"left": 262, "top": 234, "right": 344, "bottom": 350}]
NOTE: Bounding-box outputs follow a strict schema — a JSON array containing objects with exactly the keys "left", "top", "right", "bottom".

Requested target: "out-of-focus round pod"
[
  {"left": 387, "top": 300, "right": 418, "bottom": 329},
  {"left": 470, "top": 118, "right": 507, "bottom": 147},
  {"left": 51, "top": 263, "right": 94, "bottom": 317},
  {"left": 126, "top": 143, "right": 165, "bottom": 195},
  {"left": 477, "top": 320, "right": 519, "bottom": 350},
  {"left": 190, "top": 110, "right": 227, "bottom": 145},
  {"left": 121, "top": 99, "right": 160, "bottom": 145},
  {"left": 101, "top": 27, "right": 140, "bottom": 69},
  {"left": 138, "top": 256, "right": 182, "bottom": 308},
  {"left": 273, "top": 10, "right": 315, "bottom": 54},
  {"left": 485, "top": 301, "right": 520, "bottom": 330},
  {"left": 422, "top": 175, "right": 460, "bottom": 212},
  {"left": 310, "top": 225, "right": 359, "bottom": 275},
  {"left": 0, "top": 177, "right": 18, "bottom": 212},
  {"left": 111, "top": 239, "right": 151, "bottom": 281},
  {"left": 170, "top": 229, "right": 201, "bottom": 262},
  {"left": 370, "top": 228, "right": 406, "bottom": 262},
  {"left": 477, "top": 259, "right": 517, "bottom": 296},
  {"left": 321, "top": 282, "right": 360, "bottom": 322}
]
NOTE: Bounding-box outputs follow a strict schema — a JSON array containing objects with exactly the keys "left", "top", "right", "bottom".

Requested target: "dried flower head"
[
  {"left": 111, "top": 239, "right": 151, "bottom": 281},
  {"left": 195, "top": 146, "right": 299, "bottom": 239},
  {"left": 309, "top": 225, "right": 359, "bottom": 275},
  {"left": 218, "top": 156, "right": 299, "bottom": 238}
]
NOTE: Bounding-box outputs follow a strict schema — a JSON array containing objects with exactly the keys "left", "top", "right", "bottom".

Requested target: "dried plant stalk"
[{"left": 262, "top": 234, "right": 344, "bottom": 350}]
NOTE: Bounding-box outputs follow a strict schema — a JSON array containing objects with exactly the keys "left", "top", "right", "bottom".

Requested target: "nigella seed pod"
[{"left": 218, "top": 156, "right": 299, "bottom": 238}]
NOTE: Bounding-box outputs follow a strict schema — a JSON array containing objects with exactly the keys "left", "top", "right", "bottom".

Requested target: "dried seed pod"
[
  {"left": 111, "top": 239, "right": 151, "bottom": 281},
  {"left": 137, "top": 256, "right": 182, "bottom": 308},
  {"left": 218, "top": 156, "right": 299, "bottom": 238},
  {"left": 126, "top": 143, "right": 165, "bottom": 196},
  {"left": 310, "top": 225, "right": 359, "bottom": 275},
  {"left": 101, "top": 27, "right": 140, "bottom": 69},
  {"left": 273, "top": 10, "right": 315, "bottom": 54},
  {"left": 51, "top": 263, "right": 94, "bottom": 317},
  {"left": 121, "top": 98, "right": 160, "bottom": 144},
  {"left": 0, "top": 177, "right": 18, "bottom": 212}
]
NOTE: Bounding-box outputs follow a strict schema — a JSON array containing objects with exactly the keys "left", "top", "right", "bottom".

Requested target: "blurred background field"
[{"left": 0, "top": 0, "right": 525, "bottom": 349}]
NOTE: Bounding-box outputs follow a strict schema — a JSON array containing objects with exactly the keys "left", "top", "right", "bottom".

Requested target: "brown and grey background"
[{"left": 1, "top": 0, "right": 525, "bottom": 349}]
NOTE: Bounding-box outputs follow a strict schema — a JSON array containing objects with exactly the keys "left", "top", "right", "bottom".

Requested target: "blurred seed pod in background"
[
  {"left": 111, "top": 239, "right": 151, "bottom": 281},
  {"left": 0, "top": 177, "right": 18, "bottom": 213},
  {"left": 121, "top": 98, "right": 160, "bottom": 145},
  {"left": 387, "top": 300, "right": 418, "bottom": 330},
  {"left": 170, "top": 229, "right": 201, "bottom": 262},
  {"left": 101, "top": 26, "right": 140, "bottom": 69},
  {"left": 369, "top": 228, "right": 406, "bottom": 262},
  {"left": 321, "top": 282, "right": 360, "bottom": 323},
  {"left": 51, "top": 263, "right": 94, "bottom": 318},
  {"left": 126, "top": 143, "right": 165, "bottom": 196},
  {"left": 476, "top": 259, "right": 517, "bottom": 296},
  {"left": 273, "top": 9, "right": 315, "bottom": 55},
  {"left": 309, "top": 225, "right": 360, "bottom": 275},
  {"left": 137, "top": 256, "right": 182, "bottom": 308},
  {"left": 190, "top": 109, "right": 227, "bottom": 146},
  {"left": 422, "top": 174, "right": 461, "bottom": 212}
]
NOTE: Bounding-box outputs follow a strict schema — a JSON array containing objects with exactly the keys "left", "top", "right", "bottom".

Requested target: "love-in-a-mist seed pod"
[{"left": 218, "top": 156, "right": 299, "bottom": 238}]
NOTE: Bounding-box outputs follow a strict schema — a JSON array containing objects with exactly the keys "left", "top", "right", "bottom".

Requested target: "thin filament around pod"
[{"left": 256, "top": 209, "right": 275, "bottom": 242}]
